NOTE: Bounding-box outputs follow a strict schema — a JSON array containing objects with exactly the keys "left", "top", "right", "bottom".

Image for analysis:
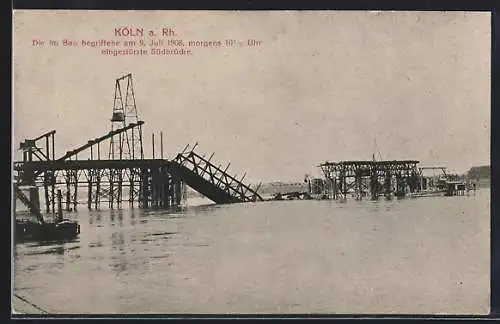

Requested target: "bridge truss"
[
  {"left": 14, "top": 73, "right": 262, "bottom": 211},
  {"left": 319, "top": 160, "right": 420, "bottom": 200}
]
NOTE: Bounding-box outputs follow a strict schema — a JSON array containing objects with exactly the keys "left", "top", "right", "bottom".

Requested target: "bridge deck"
[
  {"left": 14, "top": 159, "right": 171, "bottom": 171},
  {"left": 14, "top": 157, "right": 263, "bottom": 205}
]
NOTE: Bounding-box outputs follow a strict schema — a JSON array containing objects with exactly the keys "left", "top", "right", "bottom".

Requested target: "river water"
[{"left": 12, "top": 189, "right": 490, "bottom": 315}]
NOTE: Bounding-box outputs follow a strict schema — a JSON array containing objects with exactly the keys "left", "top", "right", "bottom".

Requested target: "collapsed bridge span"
[{"left": 13, "top": 73, "right": 263, "bottom": 212}]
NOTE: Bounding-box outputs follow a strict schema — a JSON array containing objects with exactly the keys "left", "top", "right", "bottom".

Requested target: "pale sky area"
[{"left": 12, "top": 11, "right": 490, "bottom": 183}]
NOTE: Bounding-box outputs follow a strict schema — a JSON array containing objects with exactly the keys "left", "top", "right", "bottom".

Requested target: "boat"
[
  {"left": 15, "top": 219, "right": 80, "bottom": 242},
  {"left": 14, "top": 185, "right": 80, "bottom": 243}
]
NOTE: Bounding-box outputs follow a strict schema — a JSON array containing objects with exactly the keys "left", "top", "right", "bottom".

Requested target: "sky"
[{"left": 12, "top": 11, "right": 491, "bottom": 184}]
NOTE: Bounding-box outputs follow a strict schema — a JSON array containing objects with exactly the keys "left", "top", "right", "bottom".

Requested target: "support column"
[
  {"left": 161, "top": 167, "right": 168, "bottom": 208},
  {"left": 151, "top": 168, "right": 158, "bottom": 208},
  {"left": 355, "top": 173, "right": 362, "bottom": 200},
  {"left": 332, "top": 177, "right": 337, "bottom": 200},
  {"left": 51, "top": 174, "right": 55, "bottom": 213},
  {"left": 95, "top": 170, "right": 101, "bottom": 209},
  {"left": 396, "top": 173, "right": 405, "bottom": 198},
  {"left": 57, "top": 189, "right": 63, "bottom": 223},
  {"left": 384, "top": 171, "right": 392, "bottom": 199},
  {"left": 29, "top": 187, "right": 40, "bottom": 212},
  {"left": 65, "top": 172, "right": 71, "bottom": 211},
  {"left": 165, "top": 171, "right": 172, "bottom": 208},
  {"left": 87, "top": 169, "right": 93, "bottom": 210},
  {"left": 109, "top": 170, "right": 114, "bottom": 209},
  {"left": 370, "top": 171, "right": 378, "bottom": 201},
  {"left": 140, "top": 168, "right": 149, "bottom": 208},
  {"left": 175, "top": 177, "right": 182, "bottom": 206},
  {"left": 44, "top": 172, "right": 50, "bottom": 213},
  {"left": 73, "top": 170, "right": 78, "bottom": 211},
  {"left": 129, "top": 168, "right": 135, "bottom": 207}
]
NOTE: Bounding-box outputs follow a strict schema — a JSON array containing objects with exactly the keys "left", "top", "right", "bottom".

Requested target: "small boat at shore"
[
  {"left": 15, "top": 219, "right": 80, "bottom": 242},
  {"left": 14, "top": 185, "right": 80, "bottom": 243}
]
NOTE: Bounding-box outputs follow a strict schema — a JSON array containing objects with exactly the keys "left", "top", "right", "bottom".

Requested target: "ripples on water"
[{"left": 13, "top": 190, "right": 490, "bottom": 314}]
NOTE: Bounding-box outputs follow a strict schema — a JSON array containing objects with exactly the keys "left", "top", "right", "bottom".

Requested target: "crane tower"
[{"left": 108, "top": 73, "right": 143, "bottom": 160}]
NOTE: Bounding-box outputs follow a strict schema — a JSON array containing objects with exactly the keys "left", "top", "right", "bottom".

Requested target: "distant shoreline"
[{"left": 473, "top": 177, "right": 490, "bottom": 189}]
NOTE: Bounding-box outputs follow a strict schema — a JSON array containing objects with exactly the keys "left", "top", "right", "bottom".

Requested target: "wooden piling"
[
  {"left": 95, "top": 171, "right": 101, "bottom": 209},
  {"left": 160, "top": 131, "right": 164, "bottom": 160},
  {"left": 87, "top": 170, "right": 92, "bottom": 210},
  {"left": 44, "top": 173, "right": 50, "bottom": 213},
  {"left": 73, "top": 170, "right": 78, "bottom": 211},
  {"left": 129, "top": 168, "right": 134, "bottom": 206},
  {"left": 109, "top": 170, "right": 114, "bottom": 209},
  {"left": 57, "top": 189, "right": 63, "bottom": 222},
  {"left": 51, "top": 181, "right": 55, "bottom": 213},
  {"left": 117, "top": 170, "right": 123, "bottom": 208},
  {"left": 152, "top": 133, "right": 155, "bottom": 159}
]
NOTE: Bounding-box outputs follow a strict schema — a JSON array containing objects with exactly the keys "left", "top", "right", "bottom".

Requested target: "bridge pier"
[
  {"left": 95, "top": 170, "right": 101, "bottom": 209},
  {"left": 72, "top": 170, "right": 78, "bottom": 211},
  {"left": 370, "top": 172, "right": 379, "bottom": 201},
  {"left": 140, "top": 168, "right": 148, "bottom": 208},
  {"left": 384, "top": 171, "right": 392, "bottom": 199},
  {"left": 15, "top": 147, "right": 263, "bottom": 210},
  {"left": 43, "top": 173, "right": 50, "bottom": 212},
  {"left": 355, "top": 173, "right": 362, "bottom": 200},
  {"left": 117, "top": 170, "right": 123, "bottom": 208},
  {"left": 396, "top": 173, "right": 406, "bottom": 198},
  {"left": 151, "top": 168, "right": 158, "bottom": 207},
  {"left": 65, "top": 172, "right": 71, "bottom": 211},
  {"left": 320, "top": 160, "right": 420, "bottom": 201},
  {"left": 87, "top": 169, "right": 92, "bottom": 210},
  {"left": 161, "top": 167, "right": 169, "bottom": 208},
  {"left": 109, "top": 170, "right": 115, "bottom": 209},
  {"left": 129, "top": 168, "right": 135, "bottom": 207}
]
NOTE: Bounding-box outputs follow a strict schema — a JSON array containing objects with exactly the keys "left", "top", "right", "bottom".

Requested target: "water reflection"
[
  {"left": 151, "top": 232, "right": 177, "bottom": 237},
  {"left": 194, "top": 204, "right": 217, "bottom": 212},
  {"left": 130, "top": 209, "right": 137, "bottom": 226},
  {"left": 26, "top": 237, "right": 80, "bottom": 248},
  {"left": 110, "top": 231, "right": 127, "bottom": 274},
  {"left": 15, "top": 206, "right": 187, "bottom": 291},
  {"left": 111, "top": 232, "right": 125, "bottom": 252},
  {"left": 140, "top": 232, "right": 177, "bottom": 244},
  {"left": 117, "top": 210, "right": 123, "bottom": 224},
  {"left": 21, "top": 244, "right": 81, "bottom": 256},
  {"left": 88, "top": 235, "right": 103, "bottom": 248},
  {"left": 13, "top": 191, "right": 490, "bottom": 314}
]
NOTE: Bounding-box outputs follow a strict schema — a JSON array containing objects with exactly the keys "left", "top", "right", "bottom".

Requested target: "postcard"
[{"left": 12, "top": 10, "right": 491, "bottom": 315}]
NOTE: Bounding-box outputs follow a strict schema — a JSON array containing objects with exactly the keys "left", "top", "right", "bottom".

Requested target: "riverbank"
[{"left": 472, "top": 177, "right": 490, "bottom": 189}]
